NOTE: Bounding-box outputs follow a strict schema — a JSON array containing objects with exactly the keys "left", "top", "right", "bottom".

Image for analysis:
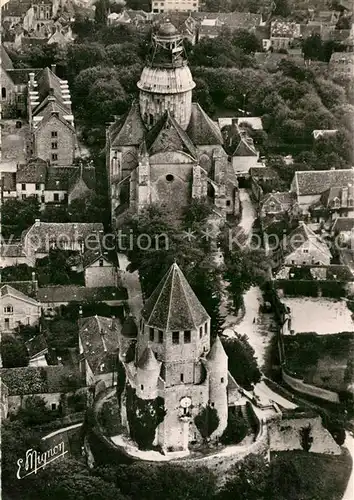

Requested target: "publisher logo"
[{"left": 16, "top": 441, "right": 68, "bottom": 479}]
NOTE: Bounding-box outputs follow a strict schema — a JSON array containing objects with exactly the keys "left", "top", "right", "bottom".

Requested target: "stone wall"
[
  {"left": 268, "top": 415, "right": 341, "bottom": 455},
  {"left": 34, "top": 114, "right": 76, "bottom": 166},
  {"left": 282, "top": 369, "right": 340, "bottom": 403}
]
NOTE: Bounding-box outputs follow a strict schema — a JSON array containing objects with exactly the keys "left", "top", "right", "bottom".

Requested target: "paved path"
[
  {"left": 238, "top": 188, "right": 257, "bottom": 239},
  {"left": 117, "top": 253, "right": 143, "bottom": 320},
  {"left": 342, "top": 432, "right": 354, "bottom": 500}
]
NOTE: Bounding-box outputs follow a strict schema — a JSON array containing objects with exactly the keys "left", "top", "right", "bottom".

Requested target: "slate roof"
[
  {"left": 332, "top": 217, "right": 354, "bottom": 233},
  {"left": 37, "top": 285, "right": 128, "bottom": 303},
  {"left": 121, "top": 314, "right": 138, "bottom": 339},
  {"left": 283, "top": 222, "right": 331, "bottom": 259},
  {"left": 1, "top": 172, "right": 16, "bottom": 190},
  {"left": 7, "top": 68, "right": 42, "bottom": 85},
  {"left": 109, "top": 101, "right": 146, "bottom": 147},
  {"left": 0, "top": 243, "right": 27, "bottom": 258},
  {"left": 25, "top": 334, "right": 48, "bottom": 358},
  {"left": 0, "top": 280, "right": 37, "bottom": 297},
  {"left": 262, "top": 192, "right": 295, "bottom": 211},
  {"left": 250, "top": 167, "right": 279, "bottom": 179},
  {"left": 68, "top": 166, "right": 96, "bottom": 193},
  {"left": 186, "top": 103, "right": 223, "bottom": 146},
  {"left": 293, "top": 169, "right": 354, "bottom": 196},
  {"left": 142, "top": 262, "right": 210, "bottom": 331},
  {"left": 0, "top": 366, "right": 81, "bottom": 395},
  {"left": 145, "top": 111, "right": 197, "bottom": 158},
  {"left": 16, "top": 159, "right": 47, "bottom": 183},
  {"left": 23, "top": 221, "right": 104, "bottom": 252},
  {"left": 321, "top": 184, "right": 354, "bottom": 207},
  {"left": 0, "top": 284, "right": 40, "bottom": 305},
  {"left": 33, "top": 107, "right": 75, "bottom": 135},
  {"left": 82, "top": 246, "right": 115, "bottom": 269},
  {"left": 78, "top": 315, "right": 120, "bottom": 374},
  {"left": 1, "top": 44, "right": 13, "bottom": 70},
  {"left": 234, "top": 136, "right": 258, "bottom": 156},
  {"left": 271, "top": 20, "right": 300, "bottom": 38}
]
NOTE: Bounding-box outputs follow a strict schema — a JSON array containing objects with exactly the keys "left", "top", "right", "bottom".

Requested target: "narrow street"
[{"left": 238, "top": 188, "right": 257, "bottom": 242}]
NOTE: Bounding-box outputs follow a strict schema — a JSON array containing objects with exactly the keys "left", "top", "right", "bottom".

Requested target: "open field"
[{"left": 283, "top": 297, "right": 354, "bottom": 335}]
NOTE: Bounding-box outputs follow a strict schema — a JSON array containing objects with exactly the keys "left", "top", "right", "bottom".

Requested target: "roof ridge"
[
  {"left": 165, "top": 263, "right": 176, "bottom": 331},
  {"left": 146, "top": 265, "right": 173, "bottom": 328}
]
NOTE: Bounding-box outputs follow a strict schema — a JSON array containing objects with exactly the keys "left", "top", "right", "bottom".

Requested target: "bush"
[
  {"left": 194, "top": 404, "right": 219, "bottom": 441},
  {"left": 220, "top": 407, "right": 248, "bottom": 444},
  {"left": 98, "top": 397, "right": 123, "bottom": 436}
]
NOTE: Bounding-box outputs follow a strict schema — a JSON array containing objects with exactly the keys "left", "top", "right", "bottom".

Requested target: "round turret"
[
  {"left": 137, "top": 22, "right": 195, "bottom": 130},
  {"left": 136, "top": 347, "right": 161, "bottom": 400}
]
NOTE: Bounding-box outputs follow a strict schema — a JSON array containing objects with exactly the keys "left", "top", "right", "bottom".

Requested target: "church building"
[
  {"left": 118, "top": 263, "right": 242, "bottom": 453},
  {"left": 106, "top": 22, "right": 239, "bottom": 227}
]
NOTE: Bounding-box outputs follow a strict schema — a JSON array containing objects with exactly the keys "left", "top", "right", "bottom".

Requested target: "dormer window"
[
  {"left": 4, "top": 305, "right": 13, "bottom": 314},
  {"left": 99, "top": 258, "right": 104, "bottom": 267},
  {"left": 333, "top": 197, "right": 340, "bottom": 208}
]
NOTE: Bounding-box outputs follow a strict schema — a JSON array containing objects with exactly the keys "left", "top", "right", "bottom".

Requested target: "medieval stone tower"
[
  {"left": 137, "top": 22, "right": 196, "bottom": 131},
  {"left": 120, "top": 263, "right": 240, "bottom": 453}
]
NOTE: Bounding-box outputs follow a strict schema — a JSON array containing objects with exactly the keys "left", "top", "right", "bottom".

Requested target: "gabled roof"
[
  {"left": 332, "top": 217, "right": 354, "bottom": 233},
  {"left": 1, "top": 44, "right": 14, "bottom": 70},
  {"left": 262, "top": 192, "right": 295, "bottom": 210},
  {"left": 36, "top": 66, "right": 68, "bottom": 106},
  {"left": 283, "top": 222, "right": 331, "bottom": 259},
  {"left": 33, "top": 96, "right": 71, "bottom": 118},
  {"left": 0, "top": 284, "right": 40, "bottom": 306},
  {"left": 0, "top": 280, "right": 37, "bottom": 297},
  {"left": 234, "top": 136, "right": 258, "bottom": 156},
  {"left": 0, "top": 366, "right": 81, "bottom": 395},
  {"left": 33, "top": 106, "right": 75, "bottom": 135},
  {"left": 321, "top": 184, "right": 354, "bottom": 207},
  {"left": 25, "top": 334, "right": 48, "bottom": 358},
  {"left": 37, "top": 285, "right": 128, "bottom": 303},
  {"left": 186, "top": 103, "right": 223, "bottom": 146},
  {"left": 109, "top": 102, "right": 146, "bottom": 147},
  {"left": 142, "top": 262, "right": 210, "bottom": 331},
  {"left": 16, "top": 158, "right": 47, "bottom": 183},
  {"left": 293, "top": 169, "right": 354, "bottom": 196},
  {"left": 78, "top": 315, "right": 120, "bottom": 374},
  {"left": 145, "top": 111, "right": 197, "bottom": 158}
]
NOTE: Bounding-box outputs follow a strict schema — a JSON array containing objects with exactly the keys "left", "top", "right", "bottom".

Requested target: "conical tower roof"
[
  {"left": 137, "top": 347, "right": 160, "bottom": 370},
  {"left": 207, "top": 336, "right": 227, "bottom": 362},
  {"left": 121, "top": 314, "right": 138, "bottom": 339},
  {"left": 142, "top": 263, "right": 210, "bottom": 331}
]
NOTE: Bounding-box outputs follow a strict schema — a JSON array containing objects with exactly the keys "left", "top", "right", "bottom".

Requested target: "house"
[
  {"left": 270, "top": 20, "right": 301, "bottom": 51},
  {"left": 260, "top": 192, "right": 296, "bottom": 218},
  {"left": 22, "top": 220, "right": 104, "bottom": 260},
  {"left": 329, "top": 52, "right": 354, "bottom": 80},
  {"left": 313, "top": 184, "right": 354, "bottom": 221},
  {"left": 82, "top": 243, "right": 119, "bottom": 288},
  {"left": 250, "top": 167, "right": 281, "bottom": 201},
  {"left": 151, "top": 0, "right": 199, "bottom": 14},
  {"left": 14, "top": 159, "right": 95, "bottom": 208},
  {"left": 28, "top": 66, "right": 77, "bottom": 166},
  {"left": 290, "top": 169, "right": 354, "bottom": 214},
  {"left": 281, "top": 222, "right": 332, "bottom": 266},
  {"left": 0, "top": 365, "right": 83, "bottom": 415},
  {"left": 221, "top": 120, "right": 259, "bottom": 173},
  {"left": 78, "top": 315, "right": 121, "bottom": 386},
  {"left": 25, "top": 334, "right": 49, "bottom": 367},
  {"left": 0, "top": 241, "right": 32, "bottom": 267},
  {"left": 38, "top": 285, "right": 128, "bottom": 314},
  {"left": 0, "top": 284, "right": 41, "bottom": 332}
]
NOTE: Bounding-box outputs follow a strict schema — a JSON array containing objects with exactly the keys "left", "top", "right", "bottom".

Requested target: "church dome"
[{"left": 158, "top": 22, "right": 178, "bottom": 37}]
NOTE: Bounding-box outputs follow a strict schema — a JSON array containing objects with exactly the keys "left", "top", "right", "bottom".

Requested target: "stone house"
[
  {"left": 82, "top": 247, "right": 119, "bottom": 288},
  {"left": 25, "top": 334, "right": 49, "bottom": 367},
  {"left": 78, "top": 315, "right": 121, "bottom": 387},
  {"left": 290, "top": 169, "right": 354, "bottom": 215},
  {"left": 0, "top": 284, "right": 41, "bottom": 332},
  {"left": 28, "top": 66, "right": 77, "bottom": 166},
  {"left": 281, "top": 222, "right": 332, "bottom": 266},
  {"left": 221, "top": 120, "right": 260, "bottom": 174},
  {"left": 260, "top": 192, "right": 296, "bottom": 218},
  {"left": 331, "top": 217, "right": 354, "bottom": 246},
  {"left": 310, "top": 183, "right": 354, "bottom": 224},
  {"left": 37, "top": 285, "right": 128, "bottom": 315},
  {"left": 22, "top": 220, "right": 104, "bottom": 259},
  {"left": 0, "top": 365, "right": 82, "bottom": 415},
  {"left": 270, "top": 20, "right": 301, "bottom": 50},
  {"left": 329, "top": 52, "right": 354, "bottom": 80}
]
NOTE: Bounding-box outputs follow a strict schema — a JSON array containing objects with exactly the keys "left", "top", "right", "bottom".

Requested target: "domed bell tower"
[{"left": 137, "top": 22, "right": 195, "bottom": 131}]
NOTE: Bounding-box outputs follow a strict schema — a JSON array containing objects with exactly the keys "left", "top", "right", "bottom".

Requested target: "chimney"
[
  {"left": 29, "top": 72, "right": 35, "bottom": 85},
  {"left": 342, "top": 185, "right": 349, "bottom": 207},
  {"left": 31, "top": 272, "right": 38, "bottom": 295},
  {"left": 51, "top": 64, "right": 56, "bottom": 74},
  {"left": 35, "top": 219, "right": 40, "bottom": 226}
]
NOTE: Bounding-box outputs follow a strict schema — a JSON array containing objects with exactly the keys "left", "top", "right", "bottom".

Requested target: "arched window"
[{"left": 2, "top": 87, "right": 7, "bottom": 99}]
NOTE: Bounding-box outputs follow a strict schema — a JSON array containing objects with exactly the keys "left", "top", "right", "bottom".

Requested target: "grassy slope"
[{"left": 270, "top": 449, "right": 353, "bottom": 500}]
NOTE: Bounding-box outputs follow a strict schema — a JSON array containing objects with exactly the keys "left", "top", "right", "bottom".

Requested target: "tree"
[
  {"left": 194, "top": 404, "right": 220, "bottom": 441},
  {"left": 106, "top": 42, "right": 142, "bottom": 66},
  {"left": 302, "top": 34, "right": 323, "bottom": 61},
  {"left": 46, "top": 317, "right": 79, "bottom": 351},
  {"left": 1, "top": 197, "right": 40, "bottom": 239},
  {"left": 68, "top": 192, "right": 110, "bottom": 226},
  {"left": 1, "top": 336, "right": 29, "bottom": 368},
  {"left": 299, "top": 425, "right": 313, "bottom": 452},
  {"left": 273, "top": 0, "right": 291, "bottom": 18},
  {"left": 222, "top": 335, "right": 261, "bottom": 390},
  {"left": 94, "top": 0, "right": 109, "bottom": 25},
  {"left": 0, "top": 263, "right": 35, "bottom": 282},
  {"left": 17, "top": 395, "right": 57, "bottom": 426},
  {"left": 217, "top": 454, "right": 269, "bottom": 500},
  {"left": 232, "top": 29, "right": 261, "bottom": 54},
  {"left": 221, "top": 408, "right": 248, "bottom": 444}
]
